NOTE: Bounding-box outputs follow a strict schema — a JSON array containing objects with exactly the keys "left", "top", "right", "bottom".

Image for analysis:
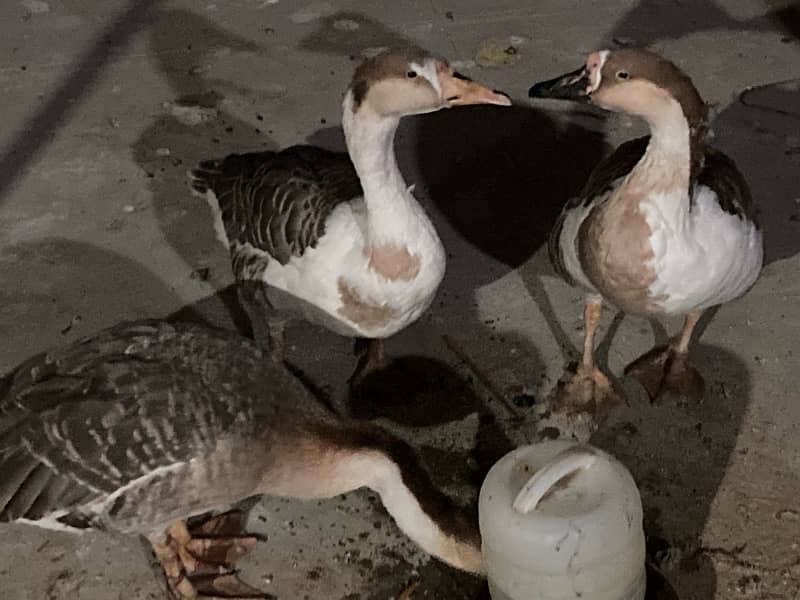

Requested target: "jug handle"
[{"left": 512, "top": 447, "right": 597, "bottom": 514}]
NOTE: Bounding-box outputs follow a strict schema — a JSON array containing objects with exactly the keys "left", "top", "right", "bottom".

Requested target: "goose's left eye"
[
  {"left": 407, "top": 70, "right": 418, "bottom": 79},
  {"left": 616, "top": 70, "right": 630, "bottom": 80}
]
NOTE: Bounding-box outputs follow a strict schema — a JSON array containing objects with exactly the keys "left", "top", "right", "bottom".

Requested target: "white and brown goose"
[
  {"left": 0, "top": 320, "right": 483, "bottom": 599},
  {"left": 528, "top": 49, "right": 763, "bottom": 415},
  {"left": 189, "top": 48, "right": 510, "bottom": 386}
]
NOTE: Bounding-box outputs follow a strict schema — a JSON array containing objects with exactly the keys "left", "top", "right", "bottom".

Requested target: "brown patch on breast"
[
  {"left": 365, "top": 243, "right": 421, "bottom": 281},
  {"left": 578, "top": 192, "right": 665, "bottom": 316},
  {"left": 337, "top": 278, "right": 397, "bottom": 329}
]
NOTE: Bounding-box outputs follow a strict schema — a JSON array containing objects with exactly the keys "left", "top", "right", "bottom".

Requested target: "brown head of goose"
[
  {"left": 190, "top": 49, "right": 510, "bottom": 390},
  {"left": 0, "top": 320, "right": 483, "bottom": 599},
  {"left": 529, "top": 49, "right": 762, "bottom": 415}
]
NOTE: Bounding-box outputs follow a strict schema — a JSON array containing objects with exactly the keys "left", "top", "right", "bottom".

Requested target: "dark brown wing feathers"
[
  {"left": 190, "top": 145, "right": 362, "bottom": 268},
  {"left": 0, "top": 321, "right": 293, "bottom": 525}
]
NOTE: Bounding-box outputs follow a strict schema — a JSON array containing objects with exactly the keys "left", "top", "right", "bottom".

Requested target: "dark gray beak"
[{"left": 528, "top": 66, "right": 591, "bottom": 101}]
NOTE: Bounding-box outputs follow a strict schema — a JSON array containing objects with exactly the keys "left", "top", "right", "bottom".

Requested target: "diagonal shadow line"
[{"left": 0, "top": 0, "right": 160, "bottom": 204}]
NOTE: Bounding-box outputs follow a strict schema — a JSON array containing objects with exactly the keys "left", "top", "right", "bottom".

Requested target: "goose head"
[
  {"left": 528, "top": 49, "right": 707, "bottom": 131},
  {"left": 349, "top": 48, "right": 511, "bottom": 118}
]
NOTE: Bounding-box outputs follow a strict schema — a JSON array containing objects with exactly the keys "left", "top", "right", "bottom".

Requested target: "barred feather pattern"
[
  {"left": 190, "top": 145, "right": 363, "bottom": 272},
  {"left": 0, "top": 320, "right": 484, "bottom": 572},
  {"left": 0, "top": 321, "right": 308, "bottom": 534}
]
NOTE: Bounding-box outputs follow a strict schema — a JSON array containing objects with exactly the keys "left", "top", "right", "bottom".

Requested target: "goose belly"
[
  {"left": 262, "top": 207, "right": 446, "bottom": 339},
  {"left": 643, "top": 186, "right": 763, "bottom": 316}
]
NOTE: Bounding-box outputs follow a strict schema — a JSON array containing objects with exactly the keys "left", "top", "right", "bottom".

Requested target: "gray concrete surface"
[{"left": 1, "top": 0, "right": 798, "bottom": 598}]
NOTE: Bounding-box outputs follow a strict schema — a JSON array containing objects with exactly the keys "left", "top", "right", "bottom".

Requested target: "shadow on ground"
[
  {"left": 605, "top": 0, "right": 799, "bottom": 46},
  {"left": 132, "top": 8, "right": 277, "bottom": 332},
  {"left": 0, "top": 237, "right": 185, "bottom": 366},
  {"left": 590, "top": 343, "right": 751, "bottom": 600},
  {"left": 0, "top": 0, "right": 159, "bottom": 204}
]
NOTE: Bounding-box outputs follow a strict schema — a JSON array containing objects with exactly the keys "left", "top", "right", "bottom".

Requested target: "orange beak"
[{"left": 439, "top": 71, "right": 512, "bottom": 107}]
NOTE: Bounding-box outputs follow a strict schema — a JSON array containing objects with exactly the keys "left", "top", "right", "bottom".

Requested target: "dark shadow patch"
[
  {"left": 131, "top": 8, "right": 277, "bottom": 332},
  {"left": 412, "top": 105, "right": 606, "bottom": 269},
  {"left": 404, "top": 104, "right": 606, "bottom": 364},
  {"left": 605, "top": 0, "right": 799, "bottom": 47},
  {"left": 713, "top": 80, "right": 800, "bottom": 264},
  {"left": 0, "top": 237, "right": 185, "bottom": 368},
  {"left": 592, "top": 343, "right": 751, "bottom": 600},
  {"left": 364, "top": 555, "right": 484, "bottom": 600},
  {"left": 306, "top": 126, "right": 348, "bottom": 153},
  {"left": 166, "top": 282, "right": 251, "bottom": 336},
  {"left": 348, "top": 356, "right": 480, "bottom": 426}
]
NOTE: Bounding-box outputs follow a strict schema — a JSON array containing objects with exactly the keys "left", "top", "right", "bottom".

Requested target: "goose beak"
[
  {"left": 528, "top": 66, "right": 591, "bottom": 101},
  {"left": 440, "top": 72, "right": 512, "bottom": 107}
]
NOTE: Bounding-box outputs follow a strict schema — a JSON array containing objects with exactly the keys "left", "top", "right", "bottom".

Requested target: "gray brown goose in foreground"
[
  {"left": 189, "top": 48, "right": 510, "bottom": 390},
  {"left": 0, "top": 320, "right": 482, "bottom": 599},
  {"left": 528, "top": 49, "right": 762, "bottom": 417}
]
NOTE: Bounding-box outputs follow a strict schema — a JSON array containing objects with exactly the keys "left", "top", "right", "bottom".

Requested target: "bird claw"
[
  {"left": 155, "top": 511, "right": 270, "bottom": 600},
  {"left": 625, "top": 345, "right": 705, "bottom": 403},
  {"left": 553, "top": 364, "right": 623, "bottom": 421}
]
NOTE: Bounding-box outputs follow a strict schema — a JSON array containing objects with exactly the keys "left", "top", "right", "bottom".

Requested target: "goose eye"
[
  {"left": 616, "top": 70, "right": 630, "bottom": 80},
  {"left": 407, "top": 70, "right": 418, "bottom": 79}
]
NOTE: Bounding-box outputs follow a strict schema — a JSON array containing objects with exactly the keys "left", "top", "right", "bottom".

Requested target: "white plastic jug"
[{"left": 479, "top": 441, "right": 646, "bottom": 600}]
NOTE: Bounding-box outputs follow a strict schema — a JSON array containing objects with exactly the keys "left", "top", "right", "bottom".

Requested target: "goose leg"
[
  {"left": 237, "top": 282, "right": 286, "bottom": 357},
  {"left": 349, "top": 337, "right": 388, "bottom": 388},
  {"left": 554, "top": 296, "right": 622, "bottom": 419},
  {"left": 151, "top": 511, "right": 271, "bottom": 599},
  {"left": 625, "top": 310, "right": 705, "bottom": 402}
]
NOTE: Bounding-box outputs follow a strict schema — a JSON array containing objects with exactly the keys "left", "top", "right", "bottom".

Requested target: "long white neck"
[
  {"left": 615, "top": 95, "right": 692, "bottom": 230},
  {"left": 625, "top": 96, "right": 691, "bottom": 197},
  {"left": 342, "top": 91, "right": 424, "bottom": 245}
]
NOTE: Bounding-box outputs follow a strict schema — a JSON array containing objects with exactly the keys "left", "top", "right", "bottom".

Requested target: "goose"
[
  {"left": 528, "top": 49, "right": 762, "bottom": 416},
  {"left": 189, "top": 48, "right": 511, "bottom": 388},
  {"left": 0, "top": 320, "right": 483, "bottom": 599}
]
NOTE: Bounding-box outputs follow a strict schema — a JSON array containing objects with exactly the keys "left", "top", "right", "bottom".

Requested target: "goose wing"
[
  {"left": 0, "top": 321, "right": 271, "bottom": 528},
  {"left": 190, "top": 145, "right": 363, "bottom": 268},
  {"left": 697, "top": 147, "right": 759, "bottom": 226}
]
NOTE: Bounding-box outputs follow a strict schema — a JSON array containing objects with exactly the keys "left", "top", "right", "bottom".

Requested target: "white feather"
[
  {"left": 15, "top": 510, "right": 85, "bottom": 534},
  {"left": 643, "top": 186, "right": 763, "bottom": 315},
  {"left": 558, "top": 197, "right": 603, "bottom": 292},
  {"left": 246, "top": 91, "right": 446, "bottom": 339}
]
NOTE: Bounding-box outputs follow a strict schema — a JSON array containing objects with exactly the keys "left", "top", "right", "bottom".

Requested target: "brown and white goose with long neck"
[
  {"left": 529, "top": 49, "right": 763, "bottom": 414},
  {"left": 190, "top": 49, "right": 510, "bottom": 386},
  {"left": 0, "top": 320, "right": 483, "bottom": 599}
]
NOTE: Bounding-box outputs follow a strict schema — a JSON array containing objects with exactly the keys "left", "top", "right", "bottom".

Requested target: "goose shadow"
[
  {"left": 604, "top": 0, "right": 799, "bottom": 46},
  {"left": 410, "top": 104, "right": 608, "bottom": 365},
  {"left": 713, "top": 80, "right": 800, "bottom": 265},
  {"left": 0, "top": 237, "right": 187, "bottom": 369},
  {"left": 590, "top": 342, "right": 751, "bottom": 600},
  {"left": 131, "top": 8, "right": 278, "bottom": 335}
]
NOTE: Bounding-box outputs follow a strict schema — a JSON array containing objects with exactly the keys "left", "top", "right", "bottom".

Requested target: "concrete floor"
[{"left": 1, "top": 0, "right": 799, "bottom": 598}]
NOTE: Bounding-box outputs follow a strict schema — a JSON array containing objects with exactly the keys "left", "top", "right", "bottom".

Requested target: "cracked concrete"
[{"left": 1, "top": 0, "right": 799, "bottom": 599}]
